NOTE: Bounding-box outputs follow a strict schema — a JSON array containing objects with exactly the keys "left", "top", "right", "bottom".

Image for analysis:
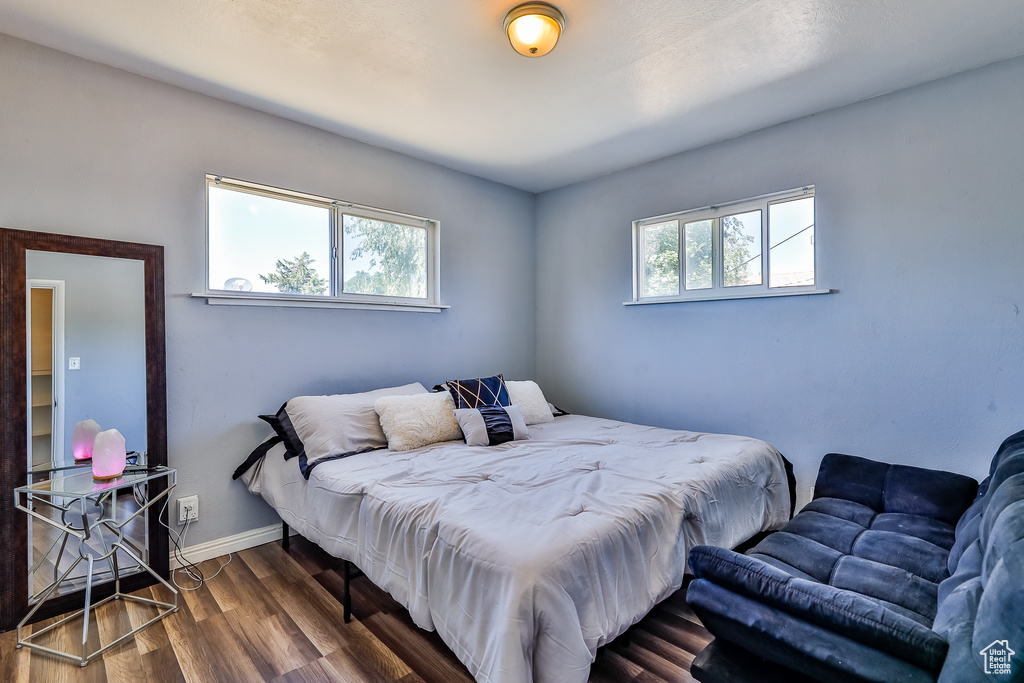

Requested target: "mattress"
[{"left": 244, "top": 414, "right": 791, "bottom": 683}]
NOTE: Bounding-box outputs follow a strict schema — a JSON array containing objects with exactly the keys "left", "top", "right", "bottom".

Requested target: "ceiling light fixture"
[{"left": 502, "top": 2, "right": 565, "bottom": 58}]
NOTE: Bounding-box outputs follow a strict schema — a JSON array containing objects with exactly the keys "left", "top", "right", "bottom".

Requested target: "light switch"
[{"left": 69, "top": 357, "right": 81, "bottom": 370}]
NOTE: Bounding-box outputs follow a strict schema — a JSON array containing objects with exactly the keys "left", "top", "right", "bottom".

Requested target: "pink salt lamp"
[
  {"left": 91, "top": 429, "right": 127, "bottom": 481},
  {"left": 72, "top": 419, "right": 102, "bottom": 462}
]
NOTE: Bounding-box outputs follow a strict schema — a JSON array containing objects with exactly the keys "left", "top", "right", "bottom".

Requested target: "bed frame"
[{"left": 282, "top": 521, "right": 361, "bottom": 623}]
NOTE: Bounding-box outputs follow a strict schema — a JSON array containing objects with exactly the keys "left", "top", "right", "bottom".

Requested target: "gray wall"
[
  {"left": 0, "top": 33, "right": 537, "bottom": 543},
  {"left": 27, "top": 251, "right": 147, "bottom": 464},
  {"left": 535, "top": 56, "right": 1024, "bottom": 505},
  {"left": 4, "top": 28, "right": 1023, "bottom": 546}
]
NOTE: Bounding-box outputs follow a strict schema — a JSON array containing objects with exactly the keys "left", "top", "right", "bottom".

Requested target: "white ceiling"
[{"left": 1, "top": 0, "right": 1022, "bottom": 192}]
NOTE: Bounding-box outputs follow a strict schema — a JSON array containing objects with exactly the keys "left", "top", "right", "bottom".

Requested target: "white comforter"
[{"left": 245, "top": 414, "right": 790, "bottom": 683}]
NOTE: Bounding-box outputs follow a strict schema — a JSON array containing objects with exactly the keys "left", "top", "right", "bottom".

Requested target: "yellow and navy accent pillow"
[{"left": 445, "top": 374, "right": 511, "bottom": 409}]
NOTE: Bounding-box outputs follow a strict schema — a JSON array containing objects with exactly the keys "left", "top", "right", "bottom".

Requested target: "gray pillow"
[{"left": 285, "top": 382, "right": 427, "bottom": 468}]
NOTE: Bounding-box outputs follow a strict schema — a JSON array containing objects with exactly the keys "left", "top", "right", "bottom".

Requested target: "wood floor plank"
[
  {"left": 628, "top": 629, "right": 696, "bottom": 671},
  {"left": 396, "top": 673, "right": 428, "bottom": 683},
  {"left": 240, "top": 543, "right": 311, "bottom": 584},
  {"left": 100, "top": 645, "right": 147, "bottom": 683},
  {"left": 217, "top": 551, "right": 284, "bottom": 621},
  {"left": 270, "top": 656, "right": 339, "bottom": 683},
  {"left": 121, "top": 586, "right": 173, "bottom": 654},
  {"left": 324, "top": 567, "right": 406, "bottom": 622},
  {"left": 331, "top": 618, "right": 414, "bottom": 682},
  {"left": 589, "top": 648, "right": 646, "bottom": 683},
  {"left": 139, "top": 644, "right": 186, "bottom": 683},
  {"left": 6, "top": 541, "right": 718, "bottom": 683},
  {"left": 95, "top": 599, "right": 146, "bottom": 682},
  {"left": 160, "top": 597, "right": 221, "bottom": 683},
  {"left": 611, "top": 638, "right": 690, "bottom": 683},
  {"left": 224, "top": 609, "right": 321, "bottom": 680},
  {"left": 199, "top": 555, "right": 247, "bottom": 614},
  {"left": 28, "top": 609, "right": 106, "bottom": 681},
  {"left": 285, "top": 536, "right": 342, "bottom": 576},
  {"left": 195, "top": 611, "right": 264, "bottom": 682},
  {"left": 237, "top": 545, "right": 277, "bottom": 580},
  {"left": 655, "top": 591, "right": 703, "bottom": 627},
  {"left": 323, "top": 646, "right": 396, "bottom": 683},
  {"left": 0, "top": 626, "right": 32, "bottom": 683},
  {"left": 258, "top": 569, "right": 352, "bottom": 658},
  {"left": 641, "top": 610, "right": 711, "bottom": 658},
  {"left": 177, "top": 577, "right": 221, "bottom": 623},
  {"left": 362, "top": 612, "right": 473, "bottom": 683}
]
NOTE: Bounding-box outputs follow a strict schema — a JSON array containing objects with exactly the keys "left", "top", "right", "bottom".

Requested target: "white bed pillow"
[
  {"left": 285, "top": 382, "right": 427, "bottom": 466},
  {"left": 375, "top": 391, "right": 463, "bottom": 452},
  {"left": 506, "top": 380, "right": 554, "bottom": 425}
]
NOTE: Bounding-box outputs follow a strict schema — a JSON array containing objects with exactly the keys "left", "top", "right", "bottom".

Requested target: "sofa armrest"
[
  {"left": 689, "top": 545, "right": 948, "bottom": 672},
  {"left": 687, "top": 580, "right": 937, "bottom": 683}
]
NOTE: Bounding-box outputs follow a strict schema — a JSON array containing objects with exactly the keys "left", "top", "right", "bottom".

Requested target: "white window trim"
[
  {"left": 192, "top": 175, "right": 445, "bottom": 312},
  {"left": 629, "top": 186, "right": 831, "bottom": 305}
]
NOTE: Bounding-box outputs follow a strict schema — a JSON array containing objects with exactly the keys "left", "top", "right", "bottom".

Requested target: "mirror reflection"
[{"left": 25, "top": 251, "right": 149, "bottom": 601}]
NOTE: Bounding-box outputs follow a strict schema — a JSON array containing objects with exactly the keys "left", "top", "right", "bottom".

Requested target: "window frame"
[
  {"left": 630, "top": 186, "right": 829, "bottom": 305},
  {"left": 197, "top": 175, "right": 444, "bottom": 312}
]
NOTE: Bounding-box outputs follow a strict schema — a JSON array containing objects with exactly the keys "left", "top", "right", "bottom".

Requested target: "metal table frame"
[{"left": 13, "top": 466, "right": 178, "bottom": 666}]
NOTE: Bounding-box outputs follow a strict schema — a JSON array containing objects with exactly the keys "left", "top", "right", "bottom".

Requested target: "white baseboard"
[{"left": 170, "top": 522, "right": 291, "bottom": 569}]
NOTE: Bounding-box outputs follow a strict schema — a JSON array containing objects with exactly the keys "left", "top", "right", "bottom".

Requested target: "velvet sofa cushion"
[
  {"left": 749, "top": 495, "right": 957, "bottom": 613},
  {"left": 814, "top": 453, "right": 978, "bottom": 525},
  {"left": 948, "top": 499, "right": 985, "bottom": 574},
  {"left": 689, "top": 545, "right": 948, "bottom": 671}
]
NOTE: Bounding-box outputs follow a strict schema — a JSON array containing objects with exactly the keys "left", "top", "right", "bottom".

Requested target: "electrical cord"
[{"left": 155, "top": 494, "right": 232, "bottom": 591}]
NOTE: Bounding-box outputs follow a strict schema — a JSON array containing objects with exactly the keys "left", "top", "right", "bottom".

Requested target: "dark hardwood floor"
[{"left": 1, "top": 536, "right": 712, "bottom": 682}]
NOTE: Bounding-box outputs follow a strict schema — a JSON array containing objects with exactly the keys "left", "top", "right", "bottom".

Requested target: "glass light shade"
[
  {"left": 503, "top": 3, "right": 564, "bottom": 57},
  {"left": 92, "top": 429, "right": 127, "bottom": 481},
  {"left": 72, "top": 419, "right": 102, "bottom": 461}
]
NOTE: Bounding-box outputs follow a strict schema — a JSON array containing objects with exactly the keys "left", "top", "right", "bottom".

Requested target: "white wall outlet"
[
  {"left": 177, "top": 495, "right": 199, "bottom": 524},
  {"left": 68, "top": 357, "right": 81, "bottom": 370}
]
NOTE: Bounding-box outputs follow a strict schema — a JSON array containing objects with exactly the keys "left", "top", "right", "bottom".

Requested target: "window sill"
[
  {"left": 190, "top": 292, "right": 449, "bottom": 313},
  {"left": 624, "top": 288, "right": 836, "bottom": 306}
]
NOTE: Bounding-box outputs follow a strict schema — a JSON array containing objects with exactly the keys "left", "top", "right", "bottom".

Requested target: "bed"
[{"left": 239, "top": 396, "right": 791, "bottom": 683}]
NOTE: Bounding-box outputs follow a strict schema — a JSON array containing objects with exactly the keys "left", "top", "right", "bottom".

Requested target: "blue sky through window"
[{"left": 208, "top": 186, "right": 331, "bottom": 293}]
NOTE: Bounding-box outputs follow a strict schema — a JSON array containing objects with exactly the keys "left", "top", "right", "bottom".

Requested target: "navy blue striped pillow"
[{"left": 453, "top": 405, "right": 529, "bottom": 447}]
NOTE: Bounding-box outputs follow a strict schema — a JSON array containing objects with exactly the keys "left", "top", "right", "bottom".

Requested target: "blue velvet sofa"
[{"left": 686, "top": 430, "right": 1024, "bottom": 683}]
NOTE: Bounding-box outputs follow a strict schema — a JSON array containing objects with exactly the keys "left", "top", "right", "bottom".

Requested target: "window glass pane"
[
  {"left": 208, "top": 186, "right": 331, "bottom": 295},
  {"left": 769, "top": 197, "right": 815, "bottom": 287},
  {"left": 684, "top": 219, "right": 713, "bottom": 290},
  {"left": 722, "top": 210, "right": 762, "bottom": 287},
  {"left": 343, "top": 215, "right": 427, "bottom": 298},
  {"left": 642, "top": 221, "right": 679, "bottom": 297}
]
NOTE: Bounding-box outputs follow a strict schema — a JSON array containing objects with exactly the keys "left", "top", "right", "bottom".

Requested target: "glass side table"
[{"left": 13, "top": 466, "right": 178, "bottom": 666}]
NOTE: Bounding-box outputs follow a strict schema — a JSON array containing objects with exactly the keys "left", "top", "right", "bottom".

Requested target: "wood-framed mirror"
[{"left": 0, "top": 228, "right": 168, "bottom": 632}]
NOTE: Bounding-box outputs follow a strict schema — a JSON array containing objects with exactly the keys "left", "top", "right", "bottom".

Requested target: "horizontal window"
[
  {"left": 203, "top": 176, "right": 441, "bottom": 310},
  {"left": 632, "top": 186, "right": 820, "bottom": 303}
]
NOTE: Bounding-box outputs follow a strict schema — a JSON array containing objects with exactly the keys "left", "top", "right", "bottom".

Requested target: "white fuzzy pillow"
[
  {"left": 506, "top": 380, "right": 554, "bottom": 425},
  {"left": 375, "top": 391, "right": 463, "bottom": 452}
]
